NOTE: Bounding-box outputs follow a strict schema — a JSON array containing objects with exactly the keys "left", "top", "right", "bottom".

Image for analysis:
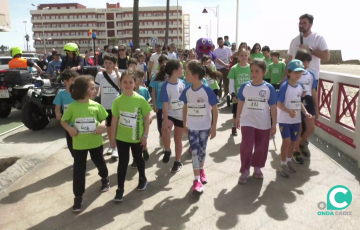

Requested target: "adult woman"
[
  {"left": 250, "top": 43, "right": 264, "bottom": 60},
  {"left": 60, "top": 43, "right": 84, "bottom": 74},
  {"left": 230, "top": 42, "right": 248, "bottom": 69}
]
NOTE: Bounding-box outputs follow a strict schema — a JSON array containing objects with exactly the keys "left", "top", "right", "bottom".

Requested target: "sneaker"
[
  {"left": 279, "top": 164, "right": 289, "bottom": 177},
  {"left": 100, "top": 177, "right": 110, "bottom": 192},
  {"left": 238, "top": 170, "right": 249, "bottom": 184},
  {"left": 114, "top": 188, "right": 124, "bottom": 202},
  {"left": 131, "top": 159, "right": 137, "bottom": 169},
  {"left": 292, "top": 151, "right": 304, "bottom": 164},
  {"left": 192, "top": 180, "right": 203, "bottom": 194},
  {"left": 287, "top": 161, "right": 296, "bottom": 173},
  {"left": 143, "top": 149, "right": 150, "bottom": 161},
  {"left": 232, "top": 127, "right": 238, "bottom": 136},
  {"left": 171, "top": 161, "right": 183, "bottom": 173},
  {"left": 162, "top": 150, "right": 171, "bottom": 163},
  {"left": 253, "top": 167, "right": 263, "bottom": 179},
  {"left": 72, "top": 197, "right": 83, "bottom": 213},
  {"left": 106, "top": 148, "right": 113, "bottom": 155},
  {"left": 299, "top": 144, "right": 310, "bottom": 158},
  {"left": 137, "top": 177, "right": 148, "bottom": 190},
  {"left": 111, "top": 149, "right": 119, "bottom": 159},
  {"left": 200, "top": 169, "right": 208, "bottom": 184}
]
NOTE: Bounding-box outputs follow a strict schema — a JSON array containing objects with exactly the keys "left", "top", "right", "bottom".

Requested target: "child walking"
[
  {"left": 180, "top": 60, "right": 219, "bottom": 194},
  {"left": 95, "top": 55, "right": 121, "bottom": 158},
  {"left": 293, "top": 49, "right": 318, "bottom": 163},
  {"left": 54, "top": 70, "right": 78, "bottom": 158},
  {"left": 110, "top": 69, "right": 152, "bottom": 202},
  {"left": 235, "top": 59, "right": 277, "bottom": 183},
  {"left": 277, "top": 59, "right": 312, "bottom": 177},
  {"left": 202, "top": 55, "right": 220, "bottom": 97},
  {"left": 150, "top": 55, "right": 169, "bottom": 150},
  {"left": 61, "top": 75, "right": 109, "bottom": 212},
  {"left": 228, "top": 48, "right": 251, "bottom": 136},
  {"left": 159, "top": 59, "right": 186, "bottom": 172}
]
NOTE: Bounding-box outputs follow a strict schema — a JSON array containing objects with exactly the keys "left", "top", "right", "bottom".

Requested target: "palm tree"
[
  {"left": 132, "top": 0, "right": 140, "bottom": 52},
  {"left": 164, "top": 0, "right": 170, "bottom": 46},
  {"left": 109, "top": 37, "right": 119, "bottom": 47}
]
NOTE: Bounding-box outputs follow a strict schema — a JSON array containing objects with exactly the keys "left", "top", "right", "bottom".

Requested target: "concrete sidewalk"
[{"left": 0, "top": 102, "right": 360, "bottom": 230}]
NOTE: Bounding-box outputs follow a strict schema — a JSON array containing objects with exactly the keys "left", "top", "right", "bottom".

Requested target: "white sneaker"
[
  {"left": 106, "top": 148, "right": 113, "bottom": 155},
  {"left": 111, "top": 149, "right": 119, "bottom": 159}
]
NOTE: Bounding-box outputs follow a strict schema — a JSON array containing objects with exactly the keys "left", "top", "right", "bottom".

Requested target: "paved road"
[
  {"left": 0, "top": 109, "right": 23, "bottom": 135},
  {"left": 0, "top": 101, "right": 359, "bottom": 229}
]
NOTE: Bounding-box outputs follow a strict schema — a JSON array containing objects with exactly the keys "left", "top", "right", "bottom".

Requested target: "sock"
[
  {"left": 281, "top": 160, "right": 287, "bottom": 165},
  {"left": 286, "top": 157, "right": 292, "bottom": 163},
  {"left": 195, "top": 175, "right": 200, "bottom": 182}
]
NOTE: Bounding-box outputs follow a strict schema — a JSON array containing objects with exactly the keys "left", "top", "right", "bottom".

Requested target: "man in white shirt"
[
  {"left": 167, "top": 43, "right": 178, "bottom": 60},
  {"left": 148, "top": 44, "right": 162, "bottom": 76},
  {"left": 287, "top": 14, "right": 330, "bottom": 81},
  {"left": 213, "top": 37, "right": 232, "bottom": 98}
]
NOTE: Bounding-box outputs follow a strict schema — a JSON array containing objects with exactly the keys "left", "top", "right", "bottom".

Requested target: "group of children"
[{"left": 52, "top": 45, "right": 318, "bottom": 212}]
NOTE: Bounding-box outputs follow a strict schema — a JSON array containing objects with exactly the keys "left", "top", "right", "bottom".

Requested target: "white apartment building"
[
  {"left": 30, "top": 2, "right": 185, "bottom": 52},
  {"left": 0, "top": 0, "right": 11, "bottom": 32}
]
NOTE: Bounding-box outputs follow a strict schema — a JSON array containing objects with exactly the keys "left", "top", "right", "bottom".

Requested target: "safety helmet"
[
  {"left": 10, "top": 47, "right": 23, "bottom": 58},
  {"left": 63, "top": 43, "right": 79, "bottom": 56}
]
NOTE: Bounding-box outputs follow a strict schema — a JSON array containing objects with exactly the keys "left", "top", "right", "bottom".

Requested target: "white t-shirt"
[
  {"left": 213, "top": 46, "right": 232, "bottom": 70},
  {"left": 277, "top": 82, "right": 304, "bottom": 124},
  {"left": 159, "top": 79, "right": 186, "bottom": 120},
  {"left": 238, "top": 81, "right": 277, "bottom": 130},
  {"left": 179, "top": 85, "right": 219, "bottom": 130},
  {"left": 137, "top": 63, "right": 145, "bottom": 72},
  {"left": 287, "top": 32, "right": 328, "bottom": 80},
  {"left": 298, "top": 70, "right": 317, "bottom": 96},
  {"left": 150, "top": 53, "right": 162, "bottom": 74},
  {"left": 95, "top": 71, "right": 120, "bottom": 110},
  {"left": 167, "top": 52, "right": 178, "bottom": 60}
]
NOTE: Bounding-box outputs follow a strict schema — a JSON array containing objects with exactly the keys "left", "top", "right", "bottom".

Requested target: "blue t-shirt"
[
  {"left": 183, "top": 78, "right": 208, "bottom": 87},
  {"left": 53, "top": 89, "right": 74, "bottom": 112},
  {"left": 136, "top": 86, "right": 151, "bottom": 102},
  {"left": 47, "top": 60, "right": 62, "bottom": 78},
  {"left": 149, "top": 75, "right": 166, "bottom": 109}
]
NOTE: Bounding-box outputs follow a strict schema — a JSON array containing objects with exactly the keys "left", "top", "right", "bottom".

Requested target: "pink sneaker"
[
  {"left": 200, "top": 169, "right": 208, "bottom": 184},
  {"left": 253, "top": 167, "right": 263, "bottom": 179},
  {"left": 192, "top": 180, "right": 203, "bottom": 194},
  {"left": 238, "top": 170, "right": 249, "bottom": 184}
]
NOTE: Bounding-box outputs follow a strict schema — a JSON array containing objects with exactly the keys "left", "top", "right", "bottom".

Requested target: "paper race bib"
[
  {"left": 170, "top": 99, "right": 184, "bottom": 111},
  {"left": 63, "top": 104, "right": 69, "bottom": 113},
  {"left": 207, "top": 78, "right": 215, "bottom": 86},
  {"left": 289, "top": 100, "right": 301, "bottom": 110},
  {"left": 188, "top": 103, "right": 207, "bottom": 117},
  {"left": 245, "top": 97, "right": 266, "bottom": 110},
  {"left": 103, "top": 85, "right": 118, "bottom": 94},
  {"left": 119, "top": 111, "right": 137, "bottom": 128},
  {"left": 75, "top": 117, "right": 96, "bottom": 133},
  {"left": 299, "top": 81, "right": 311, "bottom": 93}
]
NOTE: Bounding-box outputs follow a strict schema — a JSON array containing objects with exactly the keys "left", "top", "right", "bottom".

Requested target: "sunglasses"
[{"left": 119, "top": 49, "right": 125, "bottom": 51}]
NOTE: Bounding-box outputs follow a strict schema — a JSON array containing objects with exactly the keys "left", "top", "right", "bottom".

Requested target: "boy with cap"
[{"left": 277, "top": 59, "right": 312, "bottom": 178}]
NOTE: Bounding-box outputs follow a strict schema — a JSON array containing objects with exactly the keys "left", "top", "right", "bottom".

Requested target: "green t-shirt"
[
  {"left": 205, "top": 76, "right": 219, "bottom": 90},
  {"left": 263, "top": 57, "right": 273, "bottom": 79},
  {"left": 61, "top": 100, "right": 108, "bottom": 150},
  {"left": 269, "top": 62, "right": 286, "bottom": 84},
  {"left": 250, "top": 52, "right": 264, "bottom": 60},
  {"left": 228, "top": 63, "right": 251, "bottom": 94},
  {"left": 112, "top": 92, "right": 152, "bottom": 143}
]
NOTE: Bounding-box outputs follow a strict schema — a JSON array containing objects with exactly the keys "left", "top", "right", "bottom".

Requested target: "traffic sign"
[{"left": 150, "top": 37, "right": 158, "bottom": 45}]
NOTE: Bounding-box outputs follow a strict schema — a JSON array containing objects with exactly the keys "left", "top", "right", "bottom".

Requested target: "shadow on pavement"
[
  {"left": 309, "top": 134, "right": 360, "bottom": 181},
  {"left": 209, "top": 135, "right": 239, "bottom": 163},
  {"left": 1, "top": 121, "right": 63, "bottom": 144},
  {"left": 214, "top": 179, "right": 263, "bottom": 229}
]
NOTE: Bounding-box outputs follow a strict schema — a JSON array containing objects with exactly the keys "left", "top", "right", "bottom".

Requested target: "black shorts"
[
  {"left": 106, "top": 110, "right": 113, "bottom": 127},
  {"left": 301, "top": 95, "right": 316, "bottom": 120},
  {"left": 168, "top": 116, "right": 183, "bottom": 128},
  {"left": 271, "top": 83, "right": 280, "bottom": 91},
  {"left": 232, "top": 103, "right": 238, "bottom": 118}
]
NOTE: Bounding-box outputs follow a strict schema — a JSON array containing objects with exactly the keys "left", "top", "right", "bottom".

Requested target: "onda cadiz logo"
[{"left": 318, "top": 185, "right": 352, "bottom": 216}]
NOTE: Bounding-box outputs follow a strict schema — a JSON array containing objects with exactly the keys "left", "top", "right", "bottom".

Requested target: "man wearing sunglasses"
[{"left": 117, "top": 44, "right": 129, "bottom": 73}]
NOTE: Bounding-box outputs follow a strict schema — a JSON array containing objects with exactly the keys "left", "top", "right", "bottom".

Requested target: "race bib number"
[
  {"left": 289, "top": 100, "right": 301, "bottom": 110},
  {"left": 299, "top": 81, "right": 311, "bottom": 93},
  {"left": 75, "top": 117, "right": 96, "bottom": 133},
  {"left": 103, "top": 85, "right": 117, "bottom": 94},
  {"left": 119, "top": 111, "right": 137, "bottom": 128},
  {"left": 207, "top": 78, "right": 215, "bottom": 85},
  {"left": 245, "top": 97, "right": 266, "bottom": 110},
  {"left": 171, "top": 99, "right": 184, "bottom": 111},
  {"left": 63, "top": 104, "right": 69, "bottom": 113},
  {"left": 188, "top": 103, "right": 207, "bottom": 117}
]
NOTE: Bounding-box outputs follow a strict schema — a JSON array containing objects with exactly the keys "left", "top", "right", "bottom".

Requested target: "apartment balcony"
[
  {"left": 116, "top": 24, "right": 181, "bottom": 30},
  {"left": 31, "top": 17, "right": 98, "bottom": 23},
  {"left": 32, "top": 26, "right": 106, "bottom": 32},
  {"left": 119, "top": 15, "right": 181, "bottom": 21}
]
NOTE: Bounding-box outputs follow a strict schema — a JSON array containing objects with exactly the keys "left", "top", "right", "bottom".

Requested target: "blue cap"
[{"left": 287, "top": 59, "right": 305, "bottom": 72}]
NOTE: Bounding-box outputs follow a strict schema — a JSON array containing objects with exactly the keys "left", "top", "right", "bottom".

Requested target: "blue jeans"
[{"left": 189, "top": 129, "right": 211, "bottom": 169}]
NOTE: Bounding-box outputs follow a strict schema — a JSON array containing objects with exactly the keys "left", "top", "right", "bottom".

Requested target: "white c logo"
[{"left": 329, "top": 187, "right": 348, "bottom": 208}]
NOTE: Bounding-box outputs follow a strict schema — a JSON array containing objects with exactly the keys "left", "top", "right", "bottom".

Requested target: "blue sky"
[{"left": 0, "top": 0, "right": 358, "bottom": 60}]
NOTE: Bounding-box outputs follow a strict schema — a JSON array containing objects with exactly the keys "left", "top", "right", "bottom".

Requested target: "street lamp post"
[
  {"left": 37, "top": 37, "right": 51, "bottom": 54},
  {"left": 202, "top": 5, "right": 219, "bottom": 39},
  {"left": 40, "top": 7, "right": 49, "bottom": 53}
]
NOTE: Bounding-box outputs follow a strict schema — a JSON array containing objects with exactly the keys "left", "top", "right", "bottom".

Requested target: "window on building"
[{"left": 82, "top": 15, "right": 86, "bottom": 19}]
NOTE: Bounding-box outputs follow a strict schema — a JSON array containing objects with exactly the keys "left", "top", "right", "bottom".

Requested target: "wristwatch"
[
  {"left": 143, "top": 134, "right": 148, "bottom": 138},
  {"left": 309, "top": 47, "right": 314, "bottom": 53}
]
